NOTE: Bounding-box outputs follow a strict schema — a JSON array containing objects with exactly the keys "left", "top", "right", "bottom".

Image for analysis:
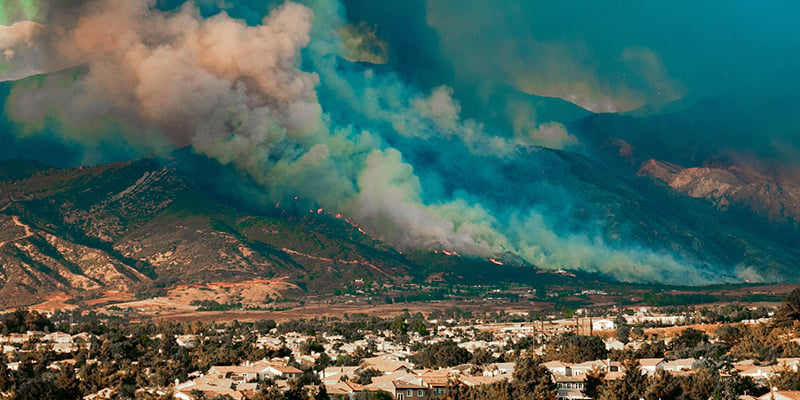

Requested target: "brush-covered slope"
[{"left": 0, "top": 158, "right": 548, "bottom": 307}]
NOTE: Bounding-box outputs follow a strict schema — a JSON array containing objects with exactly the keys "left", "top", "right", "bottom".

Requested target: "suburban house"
[
  {"left": 552, "top": 373, "right": 590, "bottom": 400},
  {"left": 262, "top": 364, "right": 304, "bottom": 380},
  {"left": 420, "top": 375, "right": 449, "bottom": 397},
  {"left": 758, "top": 390, "right": 800, "bottom": 400},
  {"left": 569, "top": 360, "right": 621, "bottom": 376},
  {"left": 661, "top": 358, "right": 698, "bottom": 372},
  {"left": 175, "top": 375, "right": 246, "bottom": 400},
  {"left": 391, "top": 380, "right": 429, "bottom": 400},
  {"left": 326, "top": 380, "right": 364, "bottom": 399},
  {"left": 604, "top": 338, "right": 624, "bottom": 351},
  {"left": 458, "top": 375, "right": 502, "bottom": 387},
  {"left": 638, "top": 358, "right": 665, "bottom": 375},
  {"left": 320, "top": 366, "right": 360, "bottom": 385},
  {"left": 544, "top": 361, "right": 571, "bottom": 376},
  {"left": 737, "top": 364, "right": 783, "bottom": 385},
  {"left": 361, "top": 356, "right": 415, "bottom": 374},
  {"left": 207, "top": 362, "right": 302, "bottom": 382},
  {"left": 208, "top": 365, "right": 262, "bottom": 382},
  {"left": 591, "top": 319, "right": 617, "bottom": 331},
  {"left": 483, "top": 362, "right": 515, "bottom": 377}
]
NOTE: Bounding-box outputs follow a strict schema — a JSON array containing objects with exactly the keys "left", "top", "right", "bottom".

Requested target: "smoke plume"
[{"left": 0, "top": 0, "right": 748, "bottom": 284}]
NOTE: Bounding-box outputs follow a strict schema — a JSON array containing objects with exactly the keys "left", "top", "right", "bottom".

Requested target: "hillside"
[
  {"left": 2, "top": 144, "right": 800, "bottom": 308},
  {"left": 0, "top": 158, "right": 556, "bottom": 307}
]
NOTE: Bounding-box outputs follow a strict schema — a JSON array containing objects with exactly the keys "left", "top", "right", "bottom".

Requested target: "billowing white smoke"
[{"left": 0, "top": 0, "right": 727, "bottom": 284}]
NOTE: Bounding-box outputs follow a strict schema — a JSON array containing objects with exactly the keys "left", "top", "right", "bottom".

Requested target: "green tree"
[
  {"left": 55, "top": 366, "right": 81, "bottom": 399},
  {"left": 512, "top": 356, "right": 557, "bottom": 400},
  {"left": 715, "top": 324, "right": 746, "bottom": 348},
  {"left": 582, "top": 368, "right": 606, "bottom": 400},
  {"left": 315, "top": 353, "right": 331, "bottom": 372},
  {"left": 14, "top": 376, "right": 61, "bottom": 400},
  {"left": 0, "top": 354, "right": 12, "bottom": 392},
  {"left": 314, "top": 384, "right": 329, "bottom": 400},
  {"left": 769, "top": 368, "right": 800, "bottom": 391},
  {"left": 544, "top": 334, "right": 608, "bottom": 363},
  {"left": 773, "top": 287, "right": 800, "bottom": 327},
  {"left": 669, "top": 328, "right": 709, "bottom": 359},
  {"left": 598, "top": 360, "right": 646, "bottom": 400},
  {"left": 390, "top": 316, "right": 408, "bottom": 337},
  {"left": 677, "top": 368, "right": 719, "bottom": 400},
  {"left": 414, "top": 340, "right": 471, "bottom": 368},
  {"left": 615, "top": 325, "right": 631, "bottom": 344},
  {"left": 357, "top": 368, "right": 383, "bottom": 385},
  {"left": 643, "top": 370, "right": 681, "bottom": 400}
]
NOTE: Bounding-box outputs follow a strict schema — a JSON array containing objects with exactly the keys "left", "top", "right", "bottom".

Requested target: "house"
[
  {"left": 758, "top": 390, "right": 800, "bottom": 400},
  {"left": 591, "top": 319, "right": 616, "bottom": 331},
  {"left": 458, "top": 375, "right": 502, "bottom": 387},
  {"left": 570, "top": 360, "right": 621, "bottom": 376},
  {"left": 174, "top": 382, "right": 244, "bottom": 400},
  {"left": 8, "top": 334, "right": 27, "bottom": 344},
  {"left": 361, "top": 356, "right": 414, "bottom": 374},
  {"left": 737, "top": 365, "right": 783, "bottom": 384},
  {"left": 661, "top": 358, "right": 698, "bottom": 372},
  {"left": 604, "top": 339, "right": 624, "bottom": 351},
  {"left": 320, "top": 366, "right": 360, "bottom": 385},
  {"left": 552, "top": 373, "right": 590, "bottom": 400},
  {"left": 263, "top": 364, "right": 304, "bottom": 380},
  {"left": 544, "top": 361, "right": 571, "bottom": 376},
  {"left": 54, "top": 342, "right": 76, "bottom": 353},
  {"left": 483, "top": 362, "right": 515, "bottom": 377},
  {"left": 83, "top": 387, "right": 116, "bottom": 399},
  {"left": 457, "top": 341, "right": 490, "bottom": 351},
  {"left": 638, "top": 358, "right": 665, "bottom": 375},
  {"left": 778, "top": 358, "right": 800, "bottom": 372},
  {"left": 176, "top": 335, "right": 198, "bottom": 349},
  {"left": 325, "top": 380, "right": 364, "bottom": 399},
  {"left": 366, "top": 371, "right": 421, "bottom": 393},
  {"left": 391, "top": 380, "right": 429, "bottom": 400},
  {"left": 256, "top": 336, "right": 283, "bottom": 349},
  {"left": 43, "top": 332, "right": 73, "bottom": 344},
  {"left": 208, "top": 365, "right": 262, "bottom": 382},
  {"left": 420, "top": 375, "right": 450, "bottom": 397}
]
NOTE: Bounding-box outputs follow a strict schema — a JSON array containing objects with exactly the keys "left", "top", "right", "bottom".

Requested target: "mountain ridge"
[{"left": 0, "top": 157, "right": 561, "bottom": 307}]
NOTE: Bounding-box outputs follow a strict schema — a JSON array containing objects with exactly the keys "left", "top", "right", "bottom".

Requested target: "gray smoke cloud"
[
  {"left": 421, "top": 0, "right": 686, "bottom": 114},
  {"left": 0, "top": 0, "right": 738, "bottom": 284}
]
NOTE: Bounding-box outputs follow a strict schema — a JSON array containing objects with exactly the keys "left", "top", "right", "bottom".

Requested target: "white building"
[{"left": 591, "top": 319, "right": 617, "bottom": 331}]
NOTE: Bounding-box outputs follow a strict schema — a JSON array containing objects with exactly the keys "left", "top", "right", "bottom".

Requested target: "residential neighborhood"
[{"left": 0, "top": 292, "right": 799, "bottom": 400}]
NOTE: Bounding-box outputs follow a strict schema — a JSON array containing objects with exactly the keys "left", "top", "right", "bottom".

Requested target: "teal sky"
[{"left": 339, "top": 0, "right": 800, "bottom": 113}]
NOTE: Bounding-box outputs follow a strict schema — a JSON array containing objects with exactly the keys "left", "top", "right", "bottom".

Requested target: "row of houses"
[
  {"left": 1, "top": 331, "right": 93, "bottom": 354},
  {"left": 174, "top": 360, "right": 304, "bottom": 400},
  {"left": 543, "top": 357, "right": 710, "bottom": 400}
]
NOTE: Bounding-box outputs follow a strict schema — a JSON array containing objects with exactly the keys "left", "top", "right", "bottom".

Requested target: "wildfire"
[
  {"left": 489, "top": 258, "right": 504, "bottom": 266},
  {"left": 429, "top": 248, "right": 461, "bottom": 257},
  {"left": 554, "top": 269, "right": 576, "bottom": 277}
]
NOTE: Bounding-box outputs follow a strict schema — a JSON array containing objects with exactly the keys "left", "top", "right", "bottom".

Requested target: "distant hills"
[
  {"left": 0, "top": 157, "right": 561, "bottom": 307},
  {"left": 2, "top": 89, "right": 800, "bottom": 307}
]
